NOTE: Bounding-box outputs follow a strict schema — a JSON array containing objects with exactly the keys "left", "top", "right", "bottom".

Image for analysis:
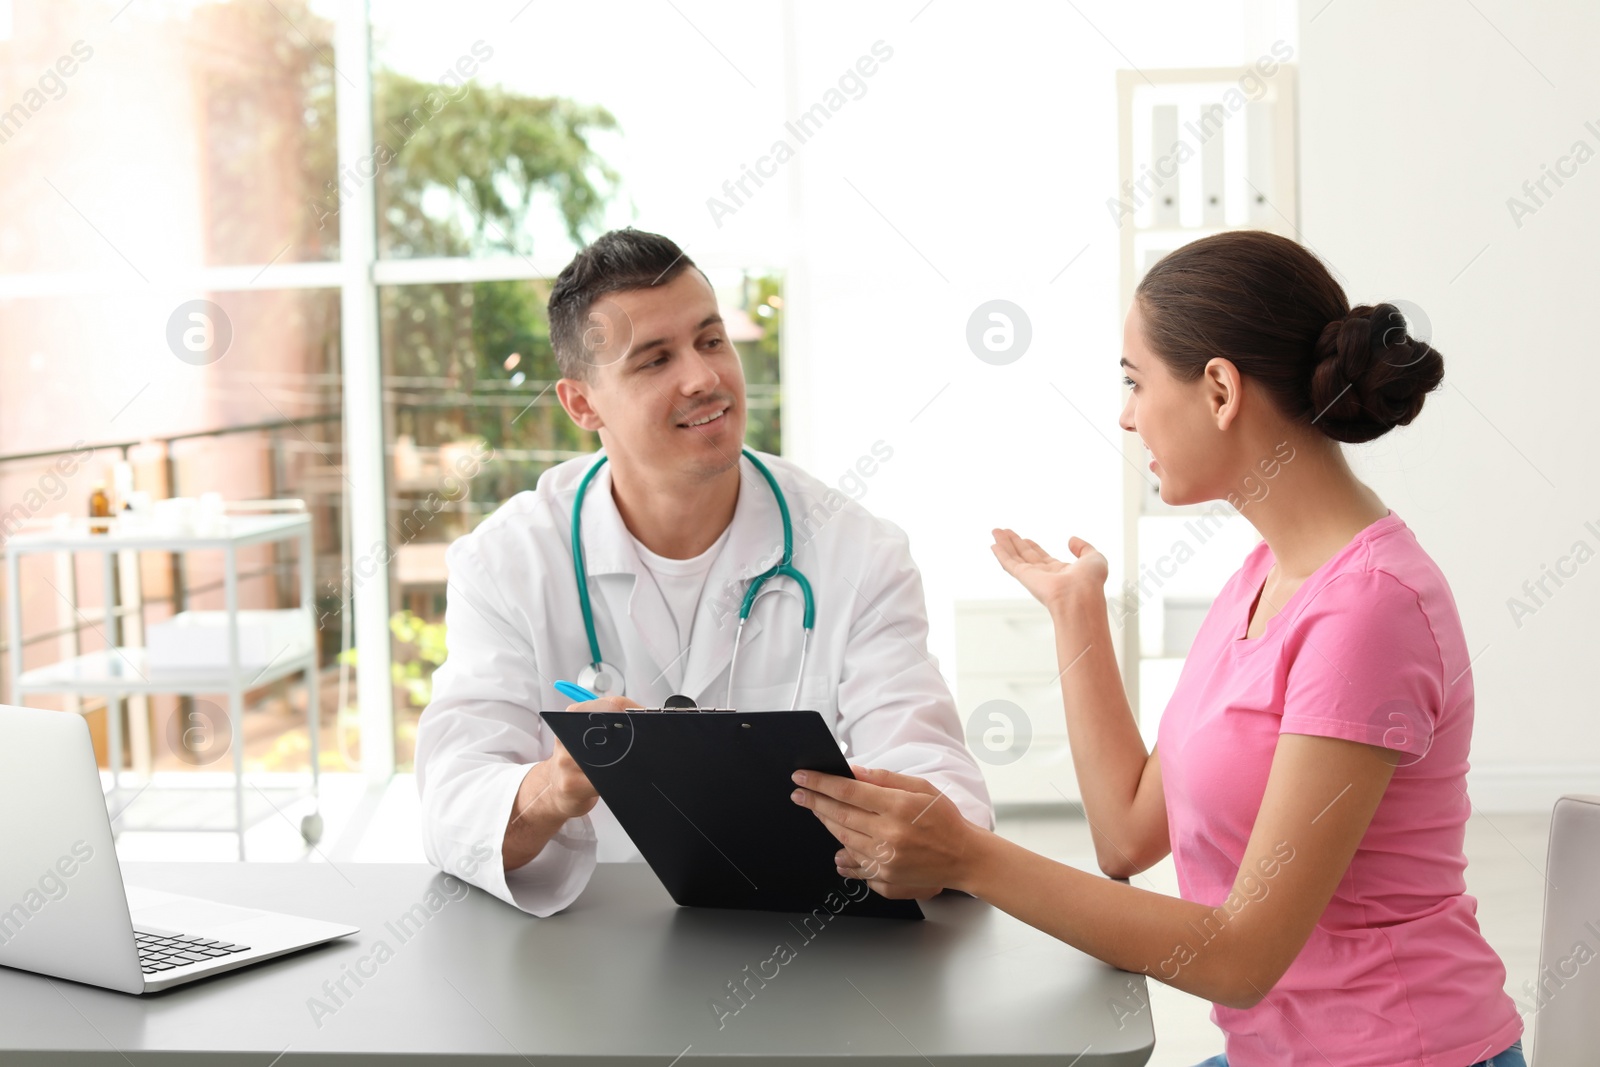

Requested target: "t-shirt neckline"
[
  {"left": 630, "top": 523, "right": 732, "bottom": 578},
  {"left": 1233, "top": 509, "right": 1402, "bottom": 651}
]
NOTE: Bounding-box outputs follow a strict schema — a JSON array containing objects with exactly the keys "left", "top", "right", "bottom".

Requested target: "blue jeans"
[{"left": 1190, "top": 1040, "right": 1524, "bottom": 1067}]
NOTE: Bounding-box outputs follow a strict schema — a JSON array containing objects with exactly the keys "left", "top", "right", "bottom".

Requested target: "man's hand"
[
  {"left": 521, "top": 737, "right": 601, "bottom": 821},
  {"left": 504, "top": 695, "right": 640, "bottom": 870}
]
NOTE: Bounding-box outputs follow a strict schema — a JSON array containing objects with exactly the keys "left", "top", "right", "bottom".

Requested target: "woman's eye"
[{"left": 1122, "top": 376, "right": 1136, "bottom": 388}]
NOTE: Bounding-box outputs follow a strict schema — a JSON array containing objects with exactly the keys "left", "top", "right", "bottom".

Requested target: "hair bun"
[{"left": 1308, "top": 303, "right": 1444, "bottom": 443}]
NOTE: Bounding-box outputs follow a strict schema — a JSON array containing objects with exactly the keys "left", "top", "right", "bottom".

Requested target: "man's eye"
[{"left": 704, "top": 337, "right": 723, "bottom": 349}]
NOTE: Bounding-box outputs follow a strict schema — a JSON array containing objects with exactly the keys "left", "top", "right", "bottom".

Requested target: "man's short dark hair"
[{"left": 547, "top": 228, "right": 697, "bottom": 379}]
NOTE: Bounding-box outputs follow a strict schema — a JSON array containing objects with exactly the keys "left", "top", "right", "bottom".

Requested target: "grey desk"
[{"left": 0, "top": 862, "right": 1155, "bottom": 1065}]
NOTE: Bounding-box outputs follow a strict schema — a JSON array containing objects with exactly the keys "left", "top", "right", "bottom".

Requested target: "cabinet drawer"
[
  {"left": 957, "top": 673, "right": 1068, "bottom": 742},
  {"left": 955, "top": 600, "right": 1061, "bottom": 675},
  {"left": 978, "top": 740, "right": 1082, "bottom": 805}
]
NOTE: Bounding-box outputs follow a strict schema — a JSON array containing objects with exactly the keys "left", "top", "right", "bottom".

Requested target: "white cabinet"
[{"left": 954, "top": 599, "right": 1125, "bottom": 807}]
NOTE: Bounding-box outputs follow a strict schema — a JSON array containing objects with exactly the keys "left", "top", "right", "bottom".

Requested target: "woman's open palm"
[{"left": 990, "top": 529, "right": 1109, "bottom": 612}]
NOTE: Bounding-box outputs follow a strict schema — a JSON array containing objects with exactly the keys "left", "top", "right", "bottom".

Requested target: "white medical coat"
[{"left": 415, "top": 450, "right": 993, "bottom": 915}]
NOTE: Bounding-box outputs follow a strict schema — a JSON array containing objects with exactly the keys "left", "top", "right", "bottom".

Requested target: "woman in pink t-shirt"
[{"left": 790, "top": 230, "right": 1524, "bottom": 1067}]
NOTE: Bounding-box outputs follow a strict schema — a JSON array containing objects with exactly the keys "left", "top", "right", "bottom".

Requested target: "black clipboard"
[{"left": 539, "top": 708, "right": 923, "bottom": 920}]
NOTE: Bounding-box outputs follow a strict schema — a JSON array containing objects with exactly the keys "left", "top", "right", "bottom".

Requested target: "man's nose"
[{"left": 678, "top": 347, "right": 720, "bottom": 394}]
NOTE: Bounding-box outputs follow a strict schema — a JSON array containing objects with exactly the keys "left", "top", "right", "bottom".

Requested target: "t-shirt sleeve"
[{"left": 1278, "top": 570, "right": 1443, "bottom": 759}]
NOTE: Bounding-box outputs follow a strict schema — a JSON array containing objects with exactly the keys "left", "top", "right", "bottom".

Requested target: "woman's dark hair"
[{"left": 1134, "top": 230, "right": 1443, "bottom": 444}]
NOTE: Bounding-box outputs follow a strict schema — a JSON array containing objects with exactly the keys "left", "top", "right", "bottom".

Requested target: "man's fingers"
[{"left": 565, "top": 695, "right": 641, "bottom": 713}]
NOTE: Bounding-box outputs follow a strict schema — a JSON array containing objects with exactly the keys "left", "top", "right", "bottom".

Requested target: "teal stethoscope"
[{"left": 571, "top": 448, "right": 816, "bottom": 709}]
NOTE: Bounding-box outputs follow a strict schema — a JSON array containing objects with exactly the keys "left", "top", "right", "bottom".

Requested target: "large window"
[
  {"left": 0, "top": 0, "right": 784, "bottom": 778},
  {"left": 0, "top": 1, "right": 349, "bottom": 776},
  {"left": 1, "top": 1, "right": 339, "bottom": 273}
]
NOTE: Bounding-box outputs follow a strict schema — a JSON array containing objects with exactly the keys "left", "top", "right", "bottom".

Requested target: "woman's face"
[{"left": 1117, "top": 301, "right": 1235, "bottom": 507}]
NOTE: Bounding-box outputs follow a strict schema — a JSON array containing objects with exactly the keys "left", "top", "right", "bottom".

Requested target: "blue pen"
[{"left": 553, "top": 679, "right": 601, "bottom": 703}]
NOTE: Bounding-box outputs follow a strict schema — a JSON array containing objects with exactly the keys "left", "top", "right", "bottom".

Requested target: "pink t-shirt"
[{"left": 1156, "top": 511, "right": 1522, "bottom": 1067}]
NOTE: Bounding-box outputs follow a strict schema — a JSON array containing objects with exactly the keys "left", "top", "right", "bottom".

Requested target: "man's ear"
[
  {"left": 1204, "top": 357, "right": 1244, "bottom": 431},
  {"left": 556, "top": 378, "right": 605, "bottom": 432}
]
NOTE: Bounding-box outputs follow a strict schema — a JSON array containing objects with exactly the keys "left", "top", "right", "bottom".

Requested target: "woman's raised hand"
[{"left": 989, "top": 528, "right": 1109, "bottom": 614}]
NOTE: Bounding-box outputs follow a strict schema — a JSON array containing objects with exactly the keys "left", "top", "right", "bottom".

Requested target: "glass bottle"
[{"left": 89, "top": 483, "right": 111, "bottom": 534}]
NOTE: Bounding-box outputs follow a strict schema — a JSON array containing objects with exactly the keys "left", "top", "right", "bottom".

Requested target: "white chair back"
[{"left": 1530, "top": 794, "right": 1600, "bottom": 1066}]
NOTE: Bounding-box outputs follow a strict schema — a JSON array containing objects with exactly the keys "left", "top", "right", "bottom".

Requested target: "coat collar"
[{"left": 573, "top": 452, "right": 789, "bottom": 701}]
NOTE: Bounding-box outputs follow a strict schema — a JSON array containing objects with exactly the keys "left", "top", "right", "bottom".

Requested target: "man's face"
[{"left": 562, "top": 268, "right": 748, "bottom": 483}]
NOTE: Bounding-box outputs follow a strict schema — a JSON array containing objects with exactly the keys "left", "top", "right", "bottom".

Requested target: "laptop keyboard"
[{"left": 134, "top": 929, "right": 251, "bottom": 974}]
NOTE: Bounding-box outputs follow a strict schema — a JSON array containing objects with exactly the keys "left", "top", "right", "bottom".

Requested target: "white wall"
[
  {"left": 1298, "top": 0, "right": 1600, "bottom": 809},
  {"left": 379, "top": 0, "right": 1296, "bottom": 698},
  {"left": 775, "top": 0, "right": 1294, "bottom": 701}
]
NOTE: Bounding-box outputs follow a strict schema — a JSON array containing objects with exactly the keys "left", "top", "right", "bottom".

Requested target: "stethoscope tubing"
[{"left": 571, "top": 448, "right": 815, "bottom": 709}]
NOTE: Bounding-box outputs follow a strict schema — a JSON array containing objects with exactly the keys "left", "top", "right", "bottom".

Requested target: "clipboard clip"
[
  {"left": 635, "top": 706, "right": 737, "bottom": 713},
  {"left": 552, "top": 682, "right": 735, "bottom": 713},
  {"left": 649, "top": 694, "right": 734, "bottom": 713}
]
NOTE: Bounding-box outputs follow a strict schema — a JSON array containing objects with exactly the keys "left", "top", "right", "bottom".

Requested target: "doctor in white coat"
[{"left": 415, "top": 228, "right": 993, "bottom": 916}]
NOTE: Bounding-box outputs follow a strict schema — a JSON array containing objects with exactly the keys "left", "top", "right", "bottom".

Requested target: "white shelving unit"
[
  {"left": 1115, "top": 63, "right": 1300, "bottom": 721},
  {"left": 5, "top": 513, "right": 323, "bottom": 857}
]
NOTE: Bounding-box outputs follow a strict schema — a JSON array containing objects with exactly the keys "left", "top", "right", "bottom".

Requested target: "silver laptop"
[{"left": 0, "top": 704, "right": 357, "bottom": 994}]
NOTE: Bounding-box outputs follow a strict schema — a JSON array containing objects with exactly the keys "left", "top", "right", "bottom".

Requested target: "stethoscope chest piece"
[{"left": 576, "top": 660, "right": 625, "bottom": 698}]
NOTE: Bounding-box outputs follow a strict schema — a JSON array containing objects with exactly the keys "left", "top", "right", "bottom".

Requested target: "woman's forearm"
[
  {"left": 1047, "top": 591, "right": 1165, "bottom": 870},
  {"left": 957, "top": 828, "right": 1268, "bottom": 1010}
]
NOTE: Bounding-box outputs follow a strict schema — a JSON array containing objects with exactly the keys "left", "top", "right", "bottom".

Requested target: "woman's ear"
[{"left": 1204, "top": 357, "right": 1244, "bottom": 431}]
